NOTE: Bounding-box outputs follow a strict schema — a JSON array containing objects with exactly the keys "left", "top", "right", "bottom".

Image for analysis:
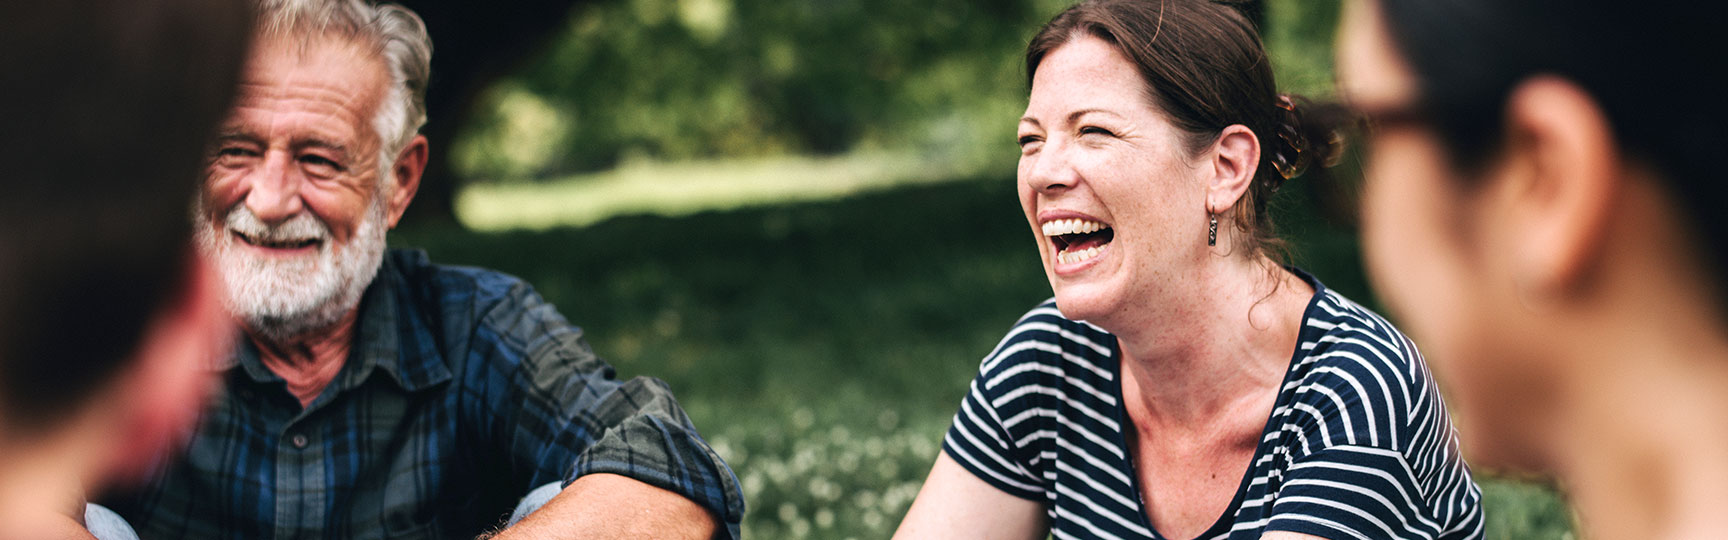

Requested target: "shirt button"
[{"left": 291, "top": 434, "right": 309, "bottom": 448}]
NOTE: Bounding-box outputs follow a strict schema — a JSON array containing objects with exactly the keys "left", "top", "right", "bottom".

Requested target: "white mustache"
[{"left": 224, "top": 206, "right": 331, "bottom": 245}]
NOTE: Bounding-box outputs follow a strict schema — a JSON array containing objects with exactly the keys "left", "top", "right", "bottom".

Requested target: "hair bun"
[{"left": 1268, "top": 94, "right": 1346, "bottom": 189}]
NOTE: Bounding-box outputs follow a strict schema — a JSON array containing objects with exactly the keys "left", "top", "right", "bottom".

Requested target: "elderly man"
[
  {"left": 99, "top": 0, "right": 743, "bottom": 538},
  {"left": 0, "top": 0, "right": 249, "bottom": 537}
]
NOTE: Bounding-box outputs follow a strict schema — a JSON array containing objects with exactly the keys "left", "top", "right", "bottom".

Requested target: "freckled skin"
[
  {"left": 202, "top": 34, "right": 392, "bottom": 253},
  {"left": 1017, "top": 36, "right": 1212, "bottom": 330}
]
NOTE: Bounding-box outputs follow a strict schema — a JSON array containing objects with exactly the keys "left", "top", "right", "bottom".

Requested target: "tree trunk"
[{"left": 394, "top": 0, "right": 598, "bottom": 228}]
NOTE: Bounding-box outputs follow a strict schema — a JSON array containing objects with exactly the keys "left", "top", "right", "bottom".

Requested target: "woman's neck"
[{"left": 1111, "top": 256, "right": 1312, "bottom": 426}]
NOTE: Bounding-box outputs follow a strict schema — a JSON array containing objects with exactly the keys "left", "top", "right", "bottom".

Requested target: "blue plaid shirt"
[{"left": 104, "top": 249, "right": 743, "bottom": 539}]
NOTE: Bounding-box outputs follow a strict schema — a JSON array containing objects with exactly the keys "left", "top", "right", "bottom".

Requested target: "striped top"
[{"left": 943, "top": 271, "right": 1484, "bottom": 540}]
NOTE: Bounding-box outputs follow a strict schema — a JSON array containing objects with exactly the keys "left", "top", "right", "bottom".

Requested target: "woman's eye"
[
  {"left": 1018, "top": 135, "right": 1043, "bottom": 149},
  {"left": 1079, "top": 126, "right": 1115, "bottom": 137}
]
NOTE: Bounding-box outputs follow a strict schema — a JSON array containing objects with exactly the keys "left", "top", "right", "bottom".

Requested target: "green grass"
[{"left": 391, "top": 177, "right": 1574, "bottom": 539}]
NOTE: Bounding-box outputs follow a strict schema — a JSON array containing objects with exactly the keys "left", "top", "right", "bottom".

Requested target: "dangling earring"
[{"left": 1207, "top": 214, "right": 1218, "bottom": 247}]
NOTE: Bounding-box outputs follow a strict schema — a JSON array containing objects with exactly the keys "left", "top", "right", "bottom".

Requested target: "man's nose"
[{"left": 243, "top": 150, "right": 304, "bottom": 223}]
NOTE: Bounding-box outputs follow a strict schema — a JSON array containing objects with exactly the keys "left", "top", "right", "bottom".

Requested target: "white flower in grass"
[
  {"left": 791, "top": 407, "right": 815, "bottom": 431},
  {"left": 837, "top": 450, "right": 861, "bottom": 473},
  {"left": 877, "top": 410, "right": 900, "bottom": 430},
  {"left": 862, "top": 510, "right": 885, "bottom": 529},
  {"left": 853, "top": 490, "right": 879, "bottom": 510},
  {"left": 742, "top": 471, "right": 765, "bottom": 498}
]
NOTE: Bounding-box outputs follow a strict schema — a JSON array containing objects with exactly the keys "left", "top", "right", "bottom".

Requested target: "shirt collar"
[{"left": 208, "top": 249, "right": 453, "bottom": 394}]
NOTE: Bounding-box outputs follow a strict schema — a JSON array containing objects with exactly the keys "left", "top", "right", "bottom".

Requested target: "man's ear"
[
  {"left": 1496, "top": 76, "right": 1619, "bottom": 295},
  {"left": 102, "top": 253, "right": 232, "bottom": 487},
  {"left": 1204, "top": 124, "right": 1261, "bottom": 214},
  {"left": 384, "top": 135, "right": 428, "bottom": 229}
]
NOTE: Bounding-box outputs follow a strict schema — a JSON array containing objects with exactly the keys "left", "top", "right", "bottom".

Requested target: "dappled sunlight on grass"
[{"left": 456, "top": 152, "right": 1009, "bottom": 231}]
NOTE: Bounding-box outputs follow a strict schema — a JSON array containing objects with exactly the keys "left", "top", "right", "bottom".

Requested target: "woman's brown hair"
[{"left": 1027, "top": 0, "right": 1340, "bottom": 259}]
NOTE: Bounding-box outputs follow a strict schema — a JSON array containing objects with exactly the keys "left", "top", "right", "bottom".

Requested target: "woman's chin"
[{"left": 1050, "top": 286, "right": 1118, "bottom": 325}]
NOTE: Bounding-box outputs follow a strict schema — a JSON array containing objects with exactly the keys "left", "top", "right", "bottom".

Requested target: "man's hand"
[{"left": 485, "top": 473, "right": 718, "bottom": 540}]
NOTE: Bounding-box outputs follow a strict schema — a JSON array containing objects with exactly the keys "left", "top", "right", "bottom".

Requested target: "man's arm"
[
  {"left": 486, "top": 474, "right": 716, "bottom": 540},
  {"left": 471, "top": 281, "right": 744, "bottom": 538}
]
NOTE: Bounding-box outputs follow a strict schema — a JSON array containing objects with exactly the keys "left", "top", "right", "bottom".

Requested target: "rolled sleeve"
[
  {"left": 478, "top": 281, "right": 743, "bottom": 539},
  {"left": 568, "top": 376, "right": 744, "bottom": 539}
]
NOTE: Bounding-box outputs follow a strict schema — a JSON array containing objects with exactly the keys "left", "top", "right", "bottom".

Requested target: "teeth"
[
  {"left": 1041, "top": 218, "right": 1108, "bottom": 237},
  {"left": 1055, "top": 245, "right": 1104, "bottom": 265}
]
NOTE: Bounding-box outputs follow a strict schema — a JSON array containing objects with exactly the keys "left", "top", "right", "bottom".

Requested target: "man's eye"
[
  {"left": 300, "top": 155, "right": 344, "bottom": 175},
  {"left": 212, "top": 147, "right": 257, "bottom": 165}
]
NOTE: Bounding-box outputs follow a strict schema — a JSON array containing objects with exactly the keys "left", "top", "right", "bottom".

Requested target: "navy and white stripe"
[{"left": 943, "top": 270, "right": 1484, "bottom": 540}]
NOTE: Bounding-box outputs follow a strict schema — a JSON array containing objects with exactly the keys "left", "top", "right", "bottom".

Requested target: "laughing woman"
[{"left": 894, "top": 1, "right": 1483, "bottom": 539}]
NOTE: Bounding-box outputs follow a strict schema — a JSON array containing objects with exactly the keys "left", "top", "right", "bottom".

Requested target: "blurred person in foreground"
[
  {"left": 0, "top": 0, "right": 250, "bottom": 537},
  {"left": 895, "top": 1, "right": 1483, "bottom": 538},
  {"left": 1337, "top": 0, "right": 1728, "bottom": 538},
  {"left": 96, "top": 0, "right": 742, "bottom": 538}
]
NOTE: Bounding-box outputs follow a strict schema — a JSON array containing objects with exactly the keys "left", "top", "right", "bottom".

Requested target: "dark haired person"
[
  {"left": 895, "top": 1, "right": 1483, "bottom": 538},
  {"left": 1337, "top": 0, "right": 1728, "bottom": 538},
  {"left": 0, "top": 0, "right": 250, "bottom": 536}
]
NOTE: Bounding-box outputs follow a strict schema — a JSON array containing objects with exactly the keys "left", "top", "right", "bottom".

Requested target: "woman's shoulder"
[
  {"left": 976, "top": 299, "right": 1115, "bottom": 369},
  {"left": 1280, "top": 285, "right": 1449, "bottom": 449},
  {"left": 1267, "top": 285, "right": 1482, "bottom": 536},
  {"left": 1292, "top": 288, "right": 1429, "bottom": 394},
  {"left": 965, "top": 299, "right": 1120, "bottom": 402}
]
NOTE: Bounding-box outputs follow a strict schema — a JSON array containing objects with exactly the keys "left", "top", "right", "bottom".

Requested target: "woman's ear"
[
  {"left": 1494, "top": 76, "right": 1620, "bottom": 297},
  {"left": 1205, "top": 124, "right": 1261, "bottom": 213}
]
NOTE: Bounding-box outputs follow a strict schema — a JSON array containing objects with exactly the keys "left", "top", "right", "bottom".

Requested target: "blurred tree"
[
  {"left": 396, "top": 0, "right": 606, "bottom": 226},
  {"left": 426, "top": 0, "right": 1340, "bottom": 227},
  {"left": 450, "top": 0, "right": 1065, "bottom": 185}
]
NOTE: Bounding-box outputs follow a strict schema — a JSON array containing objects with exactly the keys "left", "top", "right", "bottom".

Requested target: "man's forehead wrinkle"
[{"left": 229, "top": 73, "right": 382, "bottom": 150}]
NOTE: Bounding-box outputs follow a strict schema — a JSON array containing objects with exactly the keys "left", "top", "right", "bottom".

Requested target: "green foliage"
[
  {"left": 392, "top": 177, "right": 1575, "bottom": 539},
  {"left": 452, "top": 0, "right": 1343, "bottom": 183},
  {"left": 1263, "top": 0, "right": 1342, "bottom": 98},
  {"left": 454, "top": 0, "right": 1072, "bottom": 181},
  {"left": 1481, "top": 477, "right": 1579, "bottom": 540}
]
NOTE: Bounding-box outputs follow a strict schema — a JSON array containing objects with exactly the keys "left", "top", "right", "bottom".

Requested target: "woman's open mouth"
[{"left": 1042, "top": 218, "right": 1114, "bottom": 266}]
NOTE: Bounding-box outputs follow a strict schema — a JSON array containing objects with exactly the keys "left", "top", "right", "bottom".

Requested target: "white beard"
[{"left": 194, "top": 196, "right": 387, "bottom": 343}]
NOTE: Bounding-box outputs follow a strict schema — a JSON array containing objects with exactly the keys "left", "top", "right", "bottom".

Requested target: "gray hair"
[{"left": 256, "top": 0, "right": 431, "bottom": 175}]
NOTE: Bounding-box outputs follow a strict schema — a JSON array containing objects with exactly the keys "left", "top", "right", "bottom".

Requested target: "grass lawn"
[{"left": 392, "top": 176, "right": 1575, "bottom": 539}]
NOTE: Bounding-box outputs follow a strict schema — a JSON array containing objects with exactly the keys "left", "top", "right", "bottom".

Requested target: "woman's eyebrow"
[
  {"left": 1021, "top": 108, "right": 1121, "bottom": 127},
  {"left": 1068, "top": 108, "right": 1120, "bottom": 122}
]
